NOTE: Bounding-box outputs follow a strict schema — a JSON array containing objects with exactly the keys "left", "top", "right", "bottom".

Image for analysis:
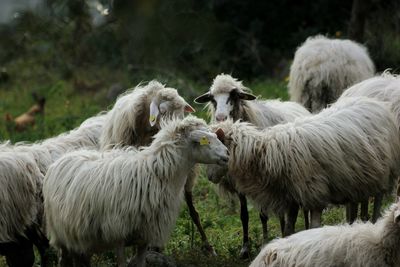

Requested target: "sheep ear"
[
  {"left": 194, "top": 92, "right": 212, "bottom": 103},
  {"left": 238, "top": 91, "right": 257, "bottom": 100},
  {"left": 394, "top": 197, "right": 400, "bottom": 223},
  {"left": 394, "top": 209, "right": 400, "bottom": 224},
  {"left": 184, "top": 103, "right": 195, "bottom": 113},
  {"left": 149, "top": 100, "right": 159, "bottom": 127},
  {"left": 215, "top": 128, "right": 225, "bottom": 142}
]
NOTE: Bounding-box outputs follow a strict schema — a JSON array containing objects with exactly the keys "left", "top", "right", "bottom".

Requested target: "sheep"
[
  {"left": 339, "top": 73, "right": 400, "bottom": 217},
  {"left": 250, "top": 198, "right": 400, "bottom": 267},
  {"left": 99, "top": 81, "right": 220, "bottom": 257},
  {"left": 289, "top": 36, "right": 375, "bottom": 223},
  {"left": 210, "top": 97, "right": 400, "bottom": 234},
  {"left": 288, "top": 35, "right": 375, "bottom": 113},
  {"left": 0, "top": 152, "right": 44, "bottom": 267},
  {"left": 43, "top": 116, "right": 229, "bottom": 267},
  {"left": 0, "top": 113, "right": 106, "bottom": 267},
  {"left": 194, "top": 74, "right": 311, "bottom": 258},
  {"left": 340, "top": 73, "right": 400, "bottom": 127},
  {"left": 100, "top": 80, "right": 195, "bottom": 148}
]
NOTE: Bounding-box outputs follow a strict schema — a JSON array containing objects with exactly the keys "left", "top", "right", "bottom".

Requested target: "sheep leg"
[
  {"left": 0, "top": 239, "right": 34, "bottom": 267},
  {"left": 283, "top": 203, "right": 299, "bottom": 236},
  {"left": 303, "top": 209, "right": 310, "bottom": 229},
  {"left": 372, "top": 194, "right": 383, "bottom": 223},
  {"left": 278, "top": 214, "right": 285, "bottom": 237},
  {"left": 128, "top": 244, "right": 148, "bottom": 267},
  {"left": 360, "top": 199, "right": 369, "bottom": 222},
  {"left": 74, "top": 253, "right": 91, "bottom": 267},
  {"left": 184, "top": 190, "right": 216, "bottom": 256},
  {"left": 310, "top": 209, "right": 322, "bottom": 228},
  {"left": 259, "top": 211, "right": 269, "bottom": 244},
  {"left": 345, "top": 202, "right": 358, "bottom": 224},
  {"left": 60, "top": 248, "right": 74, "bottom": 267},
  {"left": 238, "top": 193, "right": 250, "bottom": 259},
  {"left": 115, "top": 245, "right": 127, "bottom": 267},
  {"left": 26, "top": 226, "right": 51, "bottom": 267}
]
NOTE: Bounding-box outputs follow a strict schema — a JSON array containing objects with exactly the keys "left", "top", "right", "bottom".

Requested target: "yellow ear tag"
[
  {"left": 149, "top": 115, "right": 156, "bottom": 123},
  {"left": 199, "top": 136, "right": 210, "bottom": 146}
]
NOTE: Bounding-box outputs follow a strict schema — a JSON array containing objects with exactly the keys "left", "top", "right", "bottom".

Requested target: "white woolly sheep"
[
  {"left": 340, "top": 73, "right": 400, "bottom": 217},
  {"left": 211, "top": 97, "right": 400, "bottom": 232},
  {"left": 195, "top": 74, "right": 311, "bottom": 257},
  {"left": 340, "top": 73, "right": 400, "bottom": 127},
  {"left": 43, "top": 116, "right": 229, "bottom": 267},
  {"left": 288, "top": 35, "right": 375, "bottom": 112},
  {"left": 250, "top": 198, "right": 400, "bottom": 267},
  {"left": 0, "top": 113, "right": 106, "bottom": 266},
  {"left": 100, "top": 80, "right": 195, "bottom": 148},
  {"left": 0, "top": 152, "right": 43, "bottom": 267},
  {"left": 99, "top": 81, "right": 218, "bottom": 256}
]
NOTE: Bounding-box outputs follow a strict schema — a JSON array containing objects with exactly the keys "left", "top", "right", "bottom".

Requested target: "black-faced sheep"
[
  {"left": 195, "top": 74, "right": 310, "bottom": 257},
  {"left": 211, "top": 97, "right": 400, "bottom": 232},
  {"left": 250, "top": 198, "right": 400, "bottom": 267},
  {"left": 43, "top": 116, "right": 229, "bottom": 267}
]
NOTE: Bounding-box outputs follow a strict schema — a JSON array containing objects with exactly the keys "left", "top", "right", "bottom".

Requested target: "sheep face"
[
  {"left": 186, "top": 128, "right": 229, "bottom": 166},
  {"left": 195, "top": 74, "right": 256, "bottom": 122},
  {"left": 195, "top": 89, "right": 256, "bottom": 122},
  {"left": 149, "top": 88, "right": 195, "bottom": 127}
]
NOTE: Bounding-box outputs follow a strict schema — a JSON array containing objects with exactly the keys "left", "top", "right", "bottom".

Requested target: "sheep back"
[{"left": 250, "top": 202, "right": 400, "bottom": 267}]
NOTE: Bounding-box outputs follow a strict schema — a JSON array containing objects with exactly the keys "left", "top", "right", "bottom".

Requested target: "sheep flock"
[{"left": 2, "top": 35, "right": 400, "bottom": 267}]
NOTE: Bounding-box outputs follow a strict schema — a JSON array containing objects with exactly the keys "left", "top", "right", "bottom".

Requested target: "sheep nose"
[{"left": 216, "top": 114, "right": 227, "bottom": 122}]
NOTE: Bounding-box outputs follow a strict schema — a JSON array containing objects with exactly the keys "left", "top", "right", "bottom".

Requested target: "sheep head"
[
  {"left": 157, "top": 116, "right": 229, "bottom": 166},
  {"left": 149, "top": 87, "right": 195, "bottom": 127},
  {"left": 194, "top": 74, "right": 256, "bottom": 122}
]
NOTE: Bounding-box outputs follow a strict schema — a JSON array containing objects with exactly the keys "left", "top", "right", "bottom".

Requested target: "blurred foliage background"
[
  {"left": 1, "top": 0, "right": 400, "bottom": 81},
  {"left": 0, "top": 0, "right": 398, "bottom": 133}
]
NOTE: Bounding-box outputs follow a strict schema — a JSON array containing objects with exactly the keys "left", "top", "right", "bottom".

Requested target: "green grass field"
[{"left": 0, "top": 67, "right": 394, "bottom": 267}]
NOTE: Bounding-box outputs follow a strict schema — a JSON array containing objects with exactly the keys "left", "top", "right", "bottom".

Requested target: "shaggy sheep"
[
  {"left": 100, "top": 80, "right": 195, "bottom": 148},
  {"left": 0, "top": 152, "right": 44, "bottom": 267},
  {"left": 288, "top": 35, "right": 375, "bottom": 112},
  {"left": 99, "top": 81, "right": 218, "bottom": 256},
  {"left": 195, "top": 74, "right": 311, "bottom": 257},
  {"left": 43, "top": 116, "right": 229, "bottom": 267},
  {"left": 250, "top": 198, "right": 400, "bottom": 267},
  {"left": 340, "top": 73, "right": 400, "bottom": 218},
  {"left": 211, "top": 97, "right": 400, "bottom": 231},
  {"left": 340, "top": 73, "right": 400, "bottom": 126},
  {"left": 0, "top": 113, "right": 106, "bottom": 267}
]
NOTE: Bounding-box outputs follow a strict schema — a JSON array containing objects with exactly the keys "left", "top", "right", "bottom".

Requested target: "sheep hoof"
[
  {"left": 202, "top": 244, "right": 217, "bottom": 256},
  {"left": 239, "top": 246, "right": 250, "bottom": 259}
]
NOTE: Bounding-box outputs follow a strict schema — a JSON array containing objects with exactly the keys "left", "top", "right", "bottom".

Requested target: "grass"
[{"left": 0, "top": 68, "right": 395, "bottom": 266}]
